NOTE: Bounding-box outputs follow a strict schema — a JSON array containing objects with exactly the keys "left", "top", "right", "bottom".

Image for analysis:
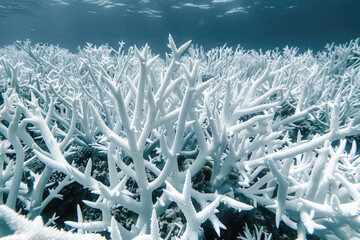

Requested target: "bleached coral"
[
  {"left": 0, "top": 35, "right": 360, "bottom": 239},
  {"left": 0, "top": 205, "right": 105, "bottom": 240}
]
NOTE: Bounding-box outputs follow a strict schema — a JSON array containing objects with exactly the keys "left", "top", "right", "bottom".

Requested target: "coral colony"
[{"left": 0, "top": 35, "right": 360, "bottom": 240}]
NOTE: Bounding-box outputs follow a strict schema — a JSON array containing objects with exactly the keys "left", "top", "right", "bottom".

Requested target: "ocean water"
[
  {"left": 0, "top": 0, "right": 360, "bottom": 54},
  {"left": 1, "top": 1, "right": 360, "bottom": 240}
]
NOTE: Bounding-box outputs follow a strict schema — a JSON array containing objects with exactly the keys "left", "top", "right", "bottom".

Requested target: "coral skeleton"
[
  {"left": 0, "top": 205, "right": 105, "bottom": 240},
  {"left": 0, "top": 35, "right": 360, "bottom": 239}
]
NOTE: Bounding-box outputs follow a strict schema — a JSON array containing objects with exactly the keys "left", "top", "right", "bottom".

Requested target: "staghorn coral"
[
  {"left": 0, "top": 205, "right": 105, "bottom": 240},
  {"left": 0, "top": 35, "right": 360, "bottom": 239}
]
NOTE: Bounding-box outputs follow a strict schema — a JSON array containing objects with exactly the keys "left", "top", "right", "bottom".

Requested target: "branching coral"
[
  {"left": 0, "top": 36, "right": 359, "bottom": 239},
  {"left": 0, "top": 205, "right": 105, "bottom": 240}
]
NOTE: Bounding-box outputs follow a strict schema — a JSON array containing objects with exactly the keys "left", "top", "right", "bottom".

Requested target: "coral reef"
[{"left": 0, "top": 36, "right": 360, "bottom": 239}]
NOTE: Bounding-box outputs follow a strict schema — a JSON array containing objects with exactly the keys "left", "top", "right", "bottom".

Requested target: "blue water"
[{"left": 0, "top": 0, "right": 359, "bottom": 53}]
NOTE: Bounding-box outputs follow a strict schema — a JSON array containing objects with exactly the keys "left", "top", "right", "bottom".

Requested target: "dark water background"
[{"left": 0, "top": 0, "right": 359, "bottom": 55}]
